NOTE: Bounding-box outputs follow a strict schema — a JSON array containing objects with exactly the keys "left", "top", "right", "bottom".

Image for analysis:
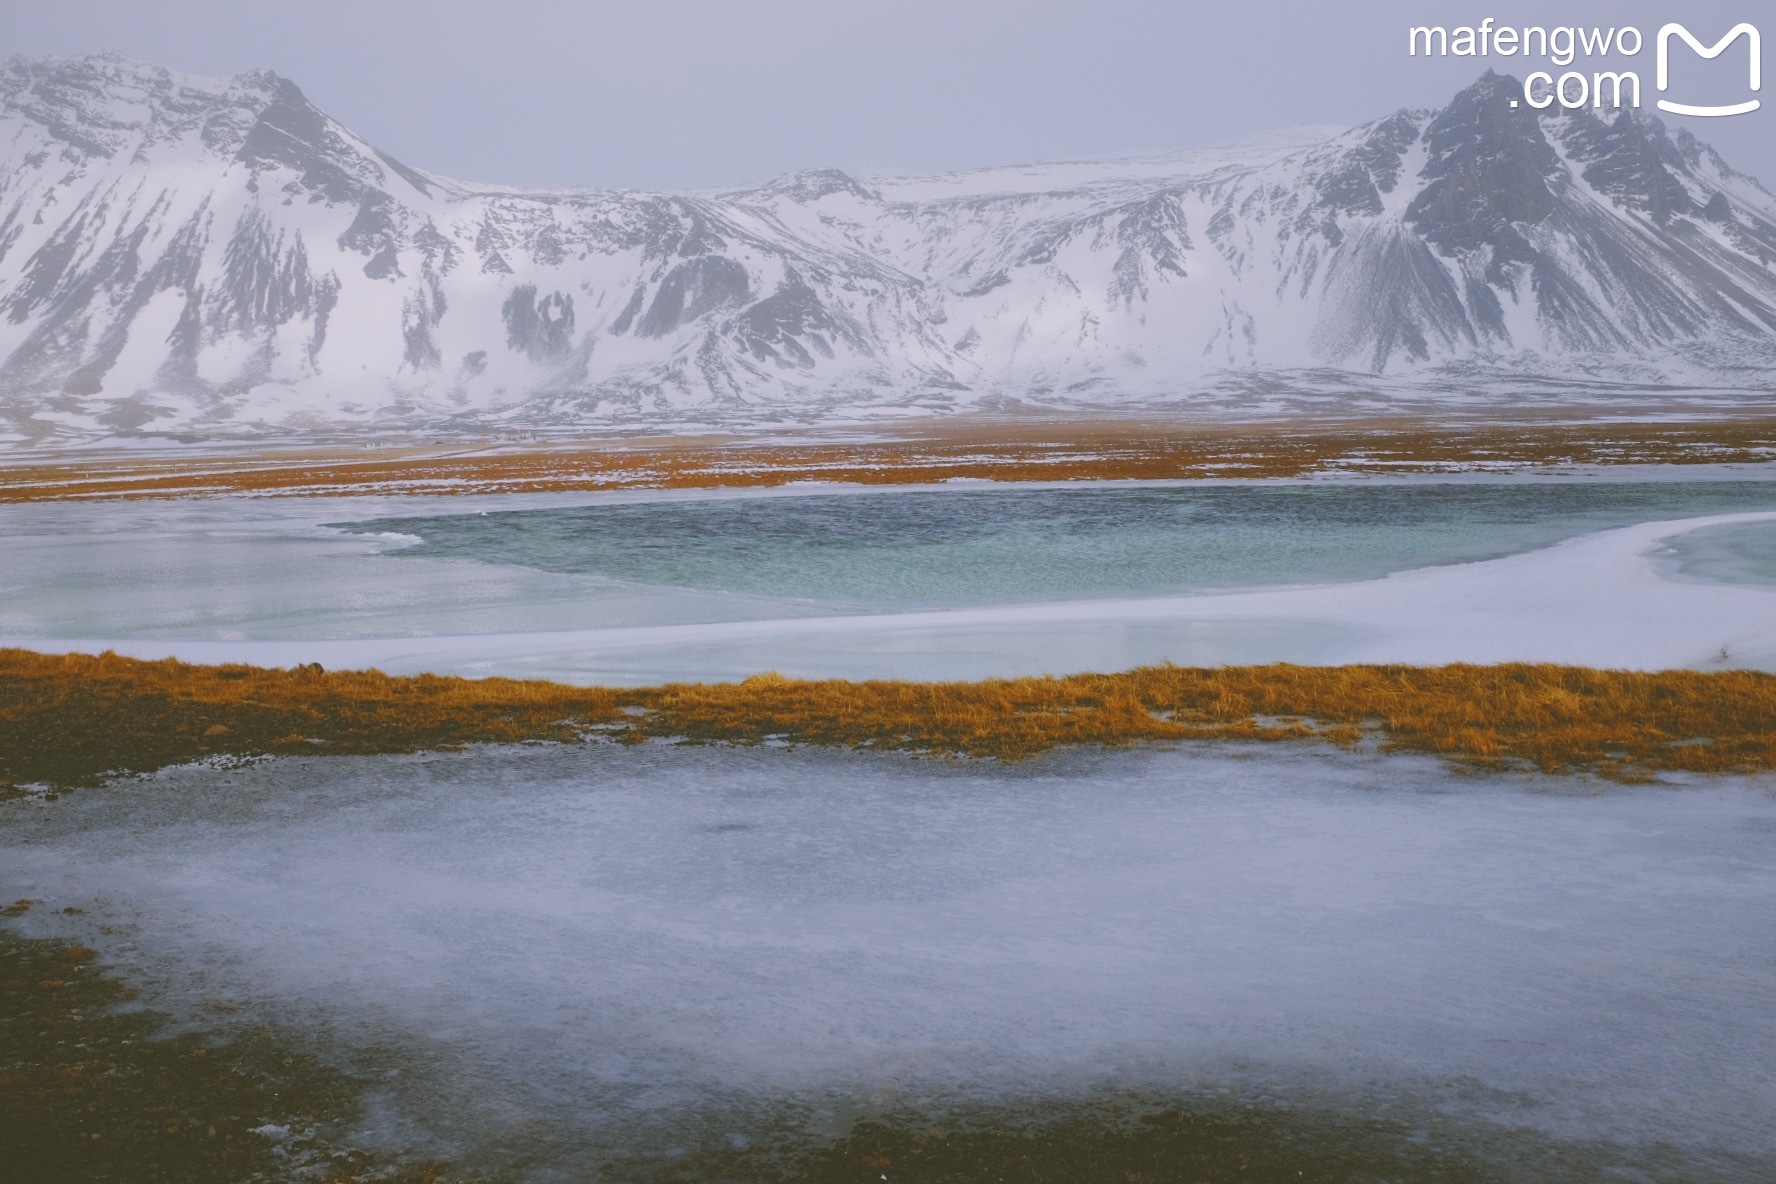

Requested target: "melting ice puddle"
[{"left": 2, "top": 743, "right": 1773, "bottom": 1179}]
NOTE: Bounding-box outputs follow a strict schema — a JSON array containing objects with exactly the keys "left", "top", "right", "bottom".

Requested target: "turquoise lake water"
[{"left": 341, "top": 481, "right": 1776, "bottom": 610}]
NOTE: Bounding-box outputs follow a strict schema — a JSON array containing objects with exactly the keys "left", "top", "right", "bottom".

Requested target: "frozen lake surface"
[
  {"left": 338, "top": 480, "right": 1776, "bottom": 610},
  {"left": 1665, "top": 517, "right": 1776, "bottom": 587},
  {"left": 7, "top": 475, "right": 1776, "bottom": 681},
  {"left": 2, "top": 743, "right": 1772, "bottom": 1179}
]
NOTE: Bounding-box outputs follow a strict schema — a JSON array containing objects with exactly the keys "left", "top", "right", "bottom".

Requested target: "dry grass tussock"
[
  {"left": 5, "top": 648, "right": 1775, "bottom": 787},
  {"left": 5, "top": 416, "right": 1776, "bottom": 501}
]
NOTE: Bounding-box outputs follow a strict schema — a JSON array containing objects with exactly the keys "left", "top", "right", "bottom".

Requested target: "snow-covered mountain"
[{"left": 2, "top": 53, "right": 1774, "bottom": 444}]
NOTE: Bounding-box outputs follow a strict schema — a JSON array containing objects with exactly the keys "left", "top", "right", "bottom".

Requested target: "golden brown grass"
[
  {"left": 4, "top": 415, "right": 1776, "bottom": 501},
  {"left": 4, "top": 648, "right": 1775, "bottom": 786}
]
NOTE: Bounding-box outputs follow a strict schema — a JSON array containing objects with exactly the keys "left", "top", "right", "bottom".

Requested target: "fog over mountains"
[{"left": 2, "top": 53, "right": 1774, "bottom": 444}]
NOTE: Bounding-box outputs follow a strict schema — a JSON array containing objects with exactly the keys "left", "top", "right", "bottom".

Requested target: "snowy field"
[
  {"left": 6, "top": 473, "right": 1776, "bottom": 681},
  {"left": 2, "top": 742, "right": 1772, "bottom": 1178}
]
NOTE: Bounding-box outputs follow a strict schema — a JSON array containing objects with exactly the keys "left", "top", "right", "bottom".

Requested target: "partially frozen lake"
[
  {"left": 337, "top": 480, "right": 1776, "bottom": 610},
  {"left": 7, "top": 474, "right": 1776, "bottom": 681},
  {"left": 2, "top": 743, "right": 1773, "bottom": 1179}
]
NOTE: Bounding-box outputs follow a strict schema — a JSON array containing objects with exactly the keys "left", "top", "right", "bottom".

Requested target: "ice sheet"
[
  {"left": 336, "top": 480, "right": 1776, "bottom": 610},
  {"left": 11, "top": 509, "right": 1776, "bottom": 681},
  {"left": 2, "top": 744, "right": 1772, "bottom": 1177},
  {"left": 1663, "top": 518, "right": 1776, "bottom": 588},
  {"left": 0, "top": 492, "right": 840, "bottom": 641},
  {"left": 6, "top": 478, "right": 1776, "bottom": 682}
]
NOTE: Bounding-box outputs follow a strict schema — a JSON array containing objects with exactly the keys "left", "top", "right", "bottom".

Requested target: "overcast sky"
[{"left": 10, "top": 0, "right": 1773, "bottom": 191}]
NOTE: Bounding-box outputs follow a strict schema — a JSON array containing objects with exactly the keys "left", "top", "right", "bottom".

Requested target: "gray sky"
[{"left": 10, "top": 0, "right": 1774, "bottom": 191}]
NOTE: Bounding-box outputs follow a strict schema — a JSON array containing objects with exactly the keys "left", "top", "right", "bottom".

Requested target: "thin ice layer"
[{"left": 2, "top": 743, "right": 1772, "bottom": 1175}]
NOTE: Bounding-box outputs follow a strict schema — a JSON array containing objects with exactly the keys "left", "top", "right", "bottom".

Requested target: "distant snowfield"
[{"left": 4, "top": 477, "right": 1776, "bottom": 681}]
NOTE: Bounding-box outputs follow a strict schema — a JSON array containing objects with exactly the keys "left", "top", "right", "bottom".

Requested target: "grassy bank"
[{"left": 4, "top": 649, "right": 1774, "bottom": 786}]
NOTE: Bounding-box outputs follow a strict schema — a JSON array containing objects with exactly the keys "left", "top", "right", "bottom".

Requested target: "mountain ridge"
[{"left": 2, "top": 53, "right": 1774, "bottom": 446}]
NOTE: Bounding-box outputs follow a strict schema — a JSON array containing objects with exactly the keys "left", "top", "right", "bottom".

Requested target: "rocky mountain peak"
[
  {"left": 1551, "top": 107, "right": 1696, "bottom": 223},
  {"left": 1312, "top": 110, "right": 1424, "bottom": 217},
  {"left": 751, "top": 168, "right": 881, "bottom": 204},
  {"left": 1, "top": 54, "right": 274, "bottom": 161},
  {"left": 1406, "top": 71, "right": 1560, "bottom": 258}
]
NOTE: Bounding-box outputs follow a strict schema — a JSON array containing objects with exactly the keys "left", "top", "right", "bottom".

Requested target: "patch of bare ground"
[{"left": 0, "top": 909, "right": 470, "bottom": 1182}]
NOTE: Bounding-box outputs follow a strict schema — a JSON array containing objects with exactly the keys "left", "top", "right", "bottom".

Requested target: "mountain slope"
[{"left": 2, "top": 54, "right": 1774, "bottom": 444}]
